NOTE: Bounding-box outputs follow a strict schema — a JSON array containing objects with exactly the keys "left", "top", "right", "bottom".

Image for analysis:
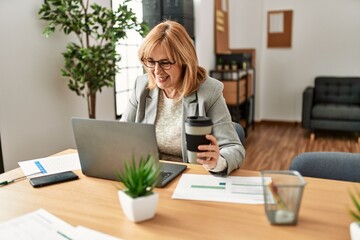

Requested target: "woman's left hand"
[{"left": 196, "top": 134, "right": 220, "bottom": 169}]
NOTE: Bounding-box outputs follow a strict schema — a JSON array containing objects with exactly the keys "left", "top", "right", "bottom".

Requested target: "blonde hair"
[{"left": 138, "top": 20, "right": 206, "bottom": 98}]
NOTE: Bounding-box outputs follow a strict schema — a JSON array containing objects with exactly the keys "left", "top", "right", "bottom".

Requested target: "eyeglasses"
[{"left": 142, "top": 58, "right": 176, "bottom": 70}]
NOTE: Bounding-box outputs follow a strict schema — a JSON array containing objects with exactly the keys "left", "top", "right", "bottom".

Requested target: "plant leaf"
[
  {"left": 349, "top": 188, "right": 360, "bottom": 221},
  {"left": 115, "top": 154, "right": 160, "bottom": 198}
]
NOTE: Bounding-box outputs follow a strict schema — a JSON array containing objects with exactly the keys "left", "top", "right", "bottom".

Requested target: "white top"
[{"left": 155, "top": 90, "right": 183, "bottom": 162}]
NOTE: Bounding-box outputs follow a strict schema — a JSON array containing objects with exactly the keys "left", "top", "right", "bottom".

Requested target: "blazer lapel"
[
  {"left": 183, "top": 91, "right": 198, "bottom": 118},
  {"left": 145, "top": 88, "right": 159, "bottom": 124}
]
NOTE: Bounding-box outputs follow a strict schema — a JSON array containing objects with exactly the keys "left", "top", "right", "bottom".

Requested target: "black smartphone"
[{"left": 29, "top": 171, "right": 79, "bottom": 188}]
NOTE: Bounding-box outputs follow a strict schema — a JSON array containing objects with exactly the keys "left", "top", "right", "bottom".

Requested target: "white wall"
[
  {"left": 229, "top": 0, "right": 263, "bottom": 50},
  {"left": 194, "top": 0, "right": 215, "bottom": 71},
  {"left": 0, "top": 0, "right": 115, "bottom": 171}
]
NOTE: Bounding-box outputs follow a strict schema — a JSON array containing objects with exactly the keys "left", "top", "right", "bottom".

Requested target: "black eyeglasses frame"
[{"left": 141, "top": 58, "right": 176, "bottom": 70}]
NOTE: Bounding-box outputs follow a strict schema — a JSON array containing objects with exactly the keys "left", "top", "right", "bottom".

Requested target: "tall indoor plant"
[{"left": 39, "top": 0, "right": 148, "bottom": 118}]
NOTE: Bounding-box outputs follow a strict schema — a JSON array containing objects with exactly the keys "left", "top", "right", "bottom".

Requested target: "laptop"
[{"left": 71, "top": 117, "right": 187, "bottom": 188}]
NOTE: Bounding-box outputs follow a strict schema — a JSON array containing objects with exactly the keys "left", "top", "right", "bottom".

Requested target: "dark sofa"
[{"left": 302, "top": 76, "right": 360, "bottom": 141}]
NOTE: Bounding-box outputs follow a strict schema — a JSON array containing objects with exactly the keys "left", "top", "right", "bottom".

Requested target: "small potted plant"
[
  {"left": 349, "top": 187, "right": 360, "bottom": 240},
  {"left": 116, "top": 155, "right": 161, "bottom": 223}
]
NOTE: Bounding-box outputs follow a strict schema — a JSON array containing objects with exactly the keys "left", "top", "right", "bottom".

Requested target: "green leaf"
[
  {"left": 115, "top": 154, "right": 160, "bottom": 198},
  {"left": 349, "top": 188, "right": 360, "bottom": 221}
]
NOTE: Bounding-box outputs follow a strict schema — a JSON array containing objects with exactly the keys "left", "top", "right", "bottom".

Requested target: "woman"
[{"left": 121, "top": 20, "right": 245, "bottom": 176}]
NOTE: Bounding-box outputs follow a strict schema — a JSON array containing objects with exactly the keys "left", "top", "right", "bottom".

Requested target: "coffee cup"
[{"left": 185, "top": 116, "right": 213, "bottom": 164}]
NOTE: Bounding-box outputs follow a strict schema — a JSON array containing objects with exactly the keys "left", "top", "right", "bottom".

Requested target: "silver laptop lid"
[{"left": 71, "top": 117, "right": 159, "bottom": 181}]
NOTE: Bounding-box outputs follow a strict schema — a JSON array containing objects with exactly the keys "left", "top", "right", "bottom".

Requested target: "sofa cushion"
[
  {"left": 312, "top": 103, "right": 360, "bottom": 121},
  {"left": 314, "top": 77, "right": 360, "bottom": 105}
]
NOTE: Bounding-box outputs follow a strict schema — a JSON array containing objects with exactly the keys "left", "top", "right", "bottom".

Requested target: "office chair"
[
  {"left": 289, "top": 152, "right": 360, "bottom": 182},
  {"left": 233, "top": 122, "right": 245, "bottom": 146}
]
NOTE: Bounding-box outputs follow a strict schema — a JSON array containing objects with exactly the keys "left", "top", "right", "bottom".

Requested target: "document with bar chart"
[{"left": 172, "top": 174, "right": 265, "bottom": 204}]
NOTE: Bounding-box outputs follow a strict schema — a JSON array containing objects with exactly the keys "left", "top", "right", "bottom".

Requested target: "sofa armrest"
[{"left": 302, "top": 87, "right": 314, "bottom": 128}]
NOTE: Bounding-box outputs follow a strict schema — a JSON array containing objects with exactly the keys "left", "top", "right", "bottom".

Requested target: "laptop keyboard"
[{"left": 161, "top": 171, "right": 174, "bottom": 181}]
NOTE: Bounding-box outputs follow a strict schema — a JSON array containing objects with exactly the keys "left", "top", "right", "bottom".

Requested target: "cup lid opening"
[{"left": 185, "top": 116, "right": 213, "bottom": 126}]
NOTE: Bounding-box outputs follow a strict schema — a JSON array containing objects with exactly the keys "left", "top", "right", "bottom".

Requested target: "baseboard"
[{"left": 255, "top": 120, "right": 301, "bottom": 126}]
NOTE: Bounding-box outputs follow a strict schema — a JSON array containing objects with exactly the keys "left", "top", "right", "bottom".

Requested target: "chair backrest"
[
  {"left": 314, "top": 77, "right": 360, "bottom": 105},
  {"left": 233, "top": 122, "right": 245, "bottom": 146},
  {"left": 289, "top": 152, "right": 360, "bottom": 182}
]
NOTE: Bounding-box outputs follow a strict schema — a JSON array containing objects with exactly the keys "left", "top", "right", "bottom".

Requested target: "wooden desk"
[{"left": 0, "top": 149, "right": 355, "bottom": 239}]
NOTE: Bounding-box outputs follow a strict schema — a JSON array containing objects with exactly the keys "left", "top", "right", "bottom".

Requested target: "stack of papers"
[
  {"left": 172, "top": 174, "right": 265, "bottom": 204},
  {"left": 0, "top": 209, "right": 121, "bottom": 240}
]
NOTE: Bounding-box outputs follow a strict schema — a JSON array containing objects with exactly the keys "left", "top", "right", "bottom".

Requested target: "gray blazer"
[{"left": 121, "top": 74, "right": 245, "bottom": 175}]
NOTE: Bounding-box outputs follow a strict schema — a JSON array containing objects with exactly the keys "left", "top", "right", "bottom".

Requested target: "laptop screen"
[{"left": 71, "top": 118, "right": 159, "bottom": 181}]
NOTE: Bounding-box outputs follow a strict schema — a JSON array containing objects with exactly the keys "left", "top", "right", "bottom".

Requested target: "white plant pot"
[
  {"left": 118, "top": 190, "right": 158, "bottom": 223},
  {"left": 350, "top": 222, "right": 360, "bottom": 240}
]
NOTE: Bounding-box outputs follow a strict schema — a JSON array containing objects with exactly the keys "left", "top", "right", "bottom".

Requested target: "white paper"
[
  {"left": 0, "top": 209, "right": 76, "bottom": 240},
  {"left": 269, "top": 12, "right": 284, "bottom": 33},
  {"left": 172, "top": 174, "right": 265, "bottom": 204},
  {"left": 75, "top": 226, "right": 122, "bottom": 240},
  {"left": 18, "top": 153, "right": 81, "bottom": 177},
  {"left": 0, "top": 209, "right": 122, "bottom": 240}
]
